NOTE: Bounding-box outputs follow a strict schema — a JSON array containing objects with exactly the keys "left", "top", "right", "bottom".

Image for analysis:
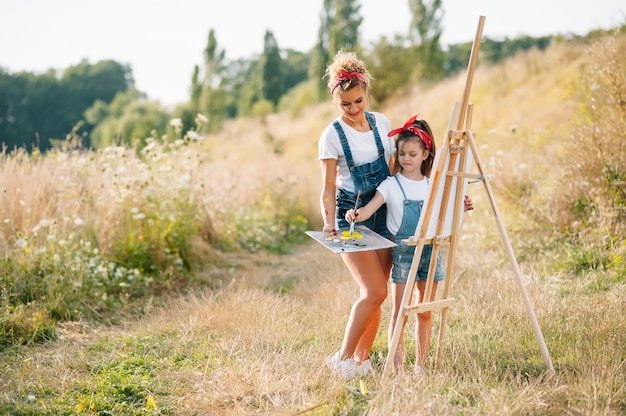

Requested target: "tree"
[
  {"left": 282, "top": 49, "right": 310, "bottom": 94},
  {"left": 310, "top": 0, "right": 333, "bottom": 100},
  {"left": 309, "top": 0, "right": 364, "bottom": 101},
  {"left": 366, "top": 35, "right": 417, "bottom": 105},
  {"left": 85, "top": 89, "right": 169, "bottom": 149},
  {"left": 260, "top": 30, "right": 283, "bottom": 107},
  {"left": 198, "top": 29, "right": 227, "bottom": 131},
  {"left": 0, "top": 69, "right": 30, "bottom": 150},
  {"left": 328, "top": 0, "right": 363, "bottom": 55},
  {"left": 443, "top": 41, "right": 473, "bottom": 76},
  {"left": 234, "top": 59, "right": 262, "bottom": 118},
  {"left": 62, "top": 59, "right": 133, "bottom": 114},
  {"left": 0, "top": 60, "right": 131, "bottom": 151},
  {"left": 408, "top": 0, "right": 445, "bottom": 80},
  {"left": 220, "top": 57, "right": 255, "bottom": 118}
]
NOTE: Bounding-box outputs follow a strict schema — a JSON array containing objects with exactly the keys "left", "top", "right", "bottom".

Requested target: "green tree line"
[{"left": 1, "top": 0, "right": 576, "bottom": 152}]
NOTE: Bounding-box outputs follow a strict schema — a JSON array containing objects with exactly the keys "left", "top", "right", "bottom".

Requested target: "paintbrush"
[{"left": 349, "top": 190, "right": 361, "bottom": 236}]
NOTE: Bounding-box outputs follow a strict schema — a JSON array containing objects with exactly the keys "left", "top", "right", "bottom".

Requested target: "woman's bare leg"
[
  {"left": 388, "top": 282, "right": 407, "bottom": 371},
  {"left": 339, "top": 249, "right": 390, "bottom": 361},
  {"left": 353, "top": 247, "right": 392, "bottom": 362}
]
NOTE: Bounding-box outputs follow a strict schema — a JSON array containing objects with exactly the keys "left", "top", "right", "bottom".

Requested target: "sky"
[{"left": 1, "top": 0, "right": 624, "bottom": 107}]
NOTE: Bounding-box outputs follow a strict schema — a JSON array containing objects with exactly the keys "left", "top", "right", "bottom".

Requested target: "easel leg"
[{"left": 466, "top": 130, "right": 555, "bottom": 373}]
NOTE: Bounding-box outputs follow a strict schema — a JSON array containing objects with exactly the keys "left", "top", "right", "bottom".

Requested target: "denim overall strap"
[
  {"left": 333, "top": 120, "right": 356, "bottom": 173},
  {"left": 332, "top": 113, "right": 392, "bottom": 238},
  {"left": 391, "top": 175, "right": 445, "bottom": 284},
  {"left": 332, "top": 112, "right": 390, "bottom": 198},
  {"left": 364, "top": 112, "right": 387, "bottom": 164},
  {"left": 393, "top": 175, "right": 422, "bottom": 243}
]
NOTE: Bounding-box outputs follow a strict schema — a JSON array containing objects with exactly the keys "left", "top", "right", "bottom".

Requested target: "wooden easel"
[{"left": 382, "top": 16, "right": 554, "bottom": 381}]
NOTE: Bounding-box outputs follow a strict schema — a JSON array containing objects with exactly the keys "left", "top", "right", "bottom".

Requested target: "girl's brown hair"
[{"left": 393, "top": 119, "right": 436, "bottom": 177}]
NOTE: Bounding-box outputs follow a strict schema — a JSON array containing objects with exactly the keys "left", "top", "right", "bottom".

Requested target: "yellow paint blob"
[{"left": 340, "top": 230, "right": 363, "bottom": 240}]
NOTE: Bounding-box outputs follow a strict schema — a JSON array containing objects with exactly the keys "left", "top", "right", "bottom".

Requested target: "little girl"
[{"left": 345, "top": 115, "right": 473, "bottom": 375}]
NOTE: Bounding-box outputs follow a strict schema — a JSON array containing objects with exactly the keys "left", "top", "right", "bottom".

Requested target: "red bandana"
[
  {"left": 387, "top": 114, "right": 432, "bottom": 151},
  {"left": 330, "top": 71, "right": 368, "bottom": 93}
]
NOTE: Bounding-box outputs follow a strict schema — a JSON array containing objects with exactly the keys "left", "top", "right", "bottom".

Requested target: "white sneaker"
[
  {"left": 355, "top": 359, "right": 375, "bottom": 377},
  {"left": 326, "top": 351, "right": 357, "bottom": 380},
  {"left": 413, "top": 364, "right": 425, "bottom": 376}
]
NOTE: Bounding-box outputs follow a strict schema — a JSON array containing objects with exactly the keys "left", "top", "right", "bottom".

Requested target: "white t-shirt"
[
  {"left": 376, "top": 173, "right": 430, "bottom": 235},
  {"left": 318, "top": 112, "right": 395, "bottom": 193}
]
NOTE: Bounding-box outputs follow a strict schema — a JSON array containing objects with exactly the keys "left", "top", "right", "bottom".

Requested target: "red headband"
[
  {"left": 387, "top": 114, "right": 432, "bottom": 151},
  {"left": 330, "top": 70, "right": 367, "bottom": 93}
]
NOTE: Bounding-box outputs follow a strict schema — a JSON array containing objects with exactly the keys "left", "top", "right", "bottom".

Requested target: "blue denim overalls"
[
  {"left": 391, "top": 175, "right": 445, "bottom": 285},
  {"left": 333, "top": 112, "right": 392, "bottom": 239}
]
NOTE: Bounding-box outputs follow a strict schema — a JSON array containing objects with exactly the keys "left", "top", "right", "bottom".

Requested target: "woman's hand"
[
  {"left": 464, "top": 195, "right": 474, "bottom": 212},
  {"left": 322, "top": 223, "right": 337, "bottom": 234}
]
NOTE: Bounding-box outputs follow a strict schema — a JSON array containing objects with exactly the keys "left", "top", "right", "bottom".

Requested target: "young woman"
[
  {"left": 318, "top": 50, "right": 395, "bottom": 379},
  {"left": 345, "top": 115, "right": 473, "bottom": 375}
]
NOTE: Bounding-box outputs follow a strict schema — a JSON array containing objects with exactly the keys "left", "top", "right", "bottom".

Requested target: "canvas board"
[
  {"left": 306, "top": 225, "right": 397, "bottom": 254},
  {"left": 415, "top": 146, "right": 473, "bottom": 240}
]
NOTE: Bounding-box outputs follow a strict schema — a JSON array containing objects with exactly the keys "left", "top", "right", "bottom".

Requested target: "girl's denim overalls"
[
  {"left": 333, "top": 112, "right": 392, "bottom": 239},
  {"left": 391, "top": 175, "right": 445, "bottom": 285}
]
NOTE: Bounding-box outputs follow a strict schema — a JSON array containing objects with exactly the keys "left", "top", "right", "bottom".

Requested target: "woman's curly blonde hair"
[{"left": 325, "top": 50, "right": 372, "bottom": 93}]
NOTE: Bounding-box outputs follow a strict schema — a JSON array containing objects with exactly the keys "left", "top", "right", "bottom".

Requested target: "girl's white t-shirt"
[
  {"left": 376, "top": 173, "right": 430, "bottom": 235},
  {"left": 318, "top": 112, "right": 395, "bottom": 193}
]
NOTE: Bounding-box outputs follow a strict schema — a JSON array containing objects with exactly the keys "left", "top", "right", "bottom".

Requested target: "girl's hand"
[
  {"left": 464, "top": 195, "right": 474, "bottom": 212},
  {"left": 345, "top": 208, "right": 358, "bottom": 224}
]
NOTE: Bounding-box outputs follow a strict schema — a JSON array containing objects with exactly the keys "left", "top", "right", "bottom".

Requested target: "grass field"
[{"left": 1, "top": 32, "right": 625, "bottom": 415}]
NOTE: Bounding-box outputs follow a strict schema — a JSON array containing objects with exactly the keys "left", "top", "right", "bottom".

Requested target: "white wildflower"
[
  {"left": 170, "top": 118, "right": 183, "bottom": 128},
  {"left": 142, "top": 141, "right": 156, "bottom": 153},
  {"left": 186, "top": 130, "right": 202, "bottom": 141}
]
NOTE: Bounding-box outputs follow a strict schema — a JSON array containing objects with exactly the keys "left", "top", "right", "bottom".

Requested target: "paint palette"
[{"left": 305, "top": 225, "right": 397, "bottom": 254}]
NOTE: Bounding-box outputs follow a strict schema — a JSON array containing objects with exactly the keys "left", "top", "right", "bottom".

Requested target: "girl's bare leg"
[{"left": 415, "top": 280, "right": 438, "bottom": 365}]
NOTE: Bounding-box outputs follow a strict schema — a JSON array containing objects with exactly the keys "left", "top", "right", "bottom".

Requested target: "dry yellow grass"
[{"left": 1, "top": 36, "right": 625, "bottom": 415}]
